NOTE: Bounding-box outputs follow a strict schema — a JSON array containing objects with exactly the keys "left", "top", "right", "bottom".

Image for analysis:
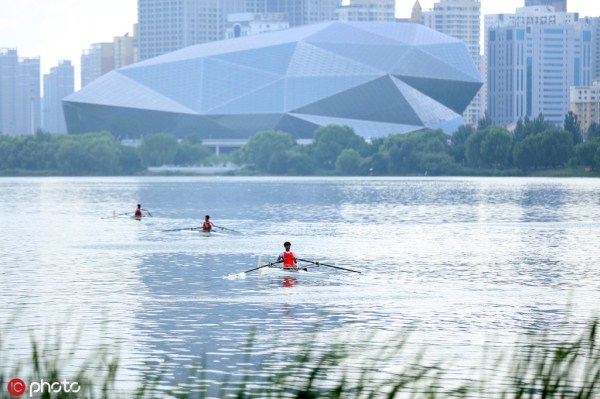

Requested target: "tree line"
[
  {"left": 0, "top": 131, "right": 212, "bottom": 175},
  {"left": 1, "top": 111, "right": 600, "bottom": 176},
  {"left": 233, "top": 112, "right": 600, "bottom": 176}
]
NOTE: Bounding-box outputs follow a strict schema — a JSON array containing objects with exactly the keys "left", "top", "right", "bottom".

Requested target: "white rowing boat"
[
  {"left": 198, "top": 230, "right": 226, "bottom": 237},
  {"left": 259, "top": 266, "right": 329, "bottom": 280}
]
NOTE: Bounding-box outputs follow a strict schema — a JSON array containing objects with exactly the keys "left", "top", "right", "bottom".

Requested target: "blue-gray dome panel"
[{"left": 65, "top": 21, "right": 482, "bottom": 139}]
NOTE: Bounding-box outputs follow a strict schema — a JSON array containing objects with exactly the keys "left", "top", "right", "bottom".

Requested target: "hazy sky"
[{"left": 0, "top": 0, "right": 599, "bottom": 89}]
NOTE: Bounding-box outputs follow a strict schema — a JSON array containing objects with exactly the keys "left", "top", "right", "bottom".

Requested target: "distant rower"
[
  {"left": 277, "top": 241, "right": 297, "bottom": 269},
  {"left": 134, "top": 204, "right": 143, "bottom": 217},
  {"left": 202, "top": 215, "right": 214, "bottom": 232}
]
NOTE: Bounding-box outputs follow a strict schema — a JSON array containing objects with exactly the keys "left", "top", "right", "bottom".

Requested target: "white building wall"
[{"left": 336, "top": 0, "right": 396, "bottom": 22}]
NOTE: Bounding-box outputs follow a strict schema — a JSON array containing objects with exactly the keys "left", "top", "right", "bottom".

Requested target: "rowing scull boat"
[{"left": 259, "top": 266, "right": 329, "bottom": 280}]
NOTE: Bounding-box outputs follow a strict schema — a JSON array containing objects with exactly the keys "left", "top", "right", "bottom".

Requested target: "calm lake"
[{"left": 1, "top": 176, "right": 599, "bottom": 396}]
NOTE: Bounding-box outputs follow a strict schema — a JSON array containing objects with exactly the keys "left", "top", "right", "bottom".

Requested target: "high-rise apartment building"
[
  {"left": 225, "top": 13, "right": 289, "bottom": 39},
  {"left": 570, "top": 79, "right": 600, "bottom": 133},
  {"left": 137, "top": 0, "right": 250, "bottom": 60},
  {"left": 137, "top": 0, "right": 340, "bottom": 61},
  {"left": 583, "top": 17, "right": 600, "bottom": 81},
  {"left": 420, "top": 0, "right": 482, "bottom": 126},
  {"left": 137, "top": 0, "right": 198, "bottom": 60},
  {"left": 524, "top": 0, "right": 567, "bottom": 12},
  {"left": 265, "top": 0, "right": 340, "bottom": 27},
  {"left": 487, "top": 6, "right": 591, "bottom": 127},
  {"left": 0, "top": 49, "right": 41, "bottom": 135},
  {"left": 336, "top": 0, "right": 396, "bottom": 22},
  {"left": 81, "top": 43, "right": 115, "bottom": 87},
  {"left": 196, "top": 0, "right": 249, "bottom": 43},
  {"left": 0, "top": 49, "right": 18, "bottom": 135},
  {"left": 16, "top": 57, "right": 42, "bottom": 135},
  {"left": 43, "top": 60, "right": 74, "bottom": 133},
  {"left": 114, "top": 33, "right": 136, "bottom": 69},
  {"left": 81, "top": 31, "right": 136, "bottom": 88}
]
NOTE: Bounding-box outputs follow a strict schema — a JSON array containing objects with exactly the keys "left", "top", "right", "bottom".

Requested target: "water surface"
[{"left": 1, "top": 176, "right": 599, "bottom": 396}]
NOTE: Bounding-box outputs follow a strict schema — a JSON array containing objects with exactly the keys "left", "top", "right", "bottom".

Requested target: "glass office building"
[{"left": 64, "top": 21, "right": 482, "bottom": 140}]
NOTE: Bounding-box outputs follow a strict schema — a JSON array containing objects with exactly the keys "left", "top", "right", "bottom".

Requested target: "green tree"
[
  {"left": 587, "top": 122, "right": 600, "bottom": 140},
  {"left": 335, "top": 149, "right": 361, "bottom": 175},
  {"left": 382, "top": 129, "right": 452, "bottom": 174},
  {"left": 513, "top": 118, "right": 525, "bottom": 143},
  {"left": 0, "top": 136, "right": 17, "bottom": 169},
  {"left": 450, "top": 125, "right": 474, "bottom": 164},
  {"left": 174, "top": 142, "right": 211, "bottom": 165},
  {"left": 540, "top": 128, "right": 574, "bottom": 168},
  {"left": 55, "top": 133, "right": 122, "bottom": 175},
  {"left": 531, "top": 113, "right": 551, "bottom": 136},
  {"left": 465, "top": 129, "right": 485, "bottom": 168},
  {"left": 0, "top": 131, "right": 141, "bottom": 175},
  {"left": 313, "top": 125, "right": 366, "bottom": 169},
  {"left": 477, "top": 111, "right": 492, "bottom": 130},
  {"left": 479, "top": 127, "right": 513, "bottom": 168},
  {"left": 240, "top": 130, "right": 295, "bottom": 174},
  {"left": 286, "top": 151, "right": 316, "bottom": 175},
  {"left": 575, "top": 140, "right": 600, "bottom": 170},
  {"left": 418, "top": 152, "right": 457, "bottom": 175},
  {"left": 513, "top": 135, "right": 539, "bottom": 170},
  {"left": 360, "top": 152, "right": 388, "bottom": 175},
  {"left": 138, "top": 133, "right": 178, "bottom": 167},
  {"left": 120, "top": 145, "right": 143, "bottom": 174},
  {"left": 83, "top": 133, "right": 122, "bottom": 174},
  {"left": 55, "top": 140, "right": 85, "bottom": 174},
  {"left": 564, "top": 111, "right": 582, "bottom": 145},
  {"left": 513, "top": 128, "right": 574, "bottom": 170}
]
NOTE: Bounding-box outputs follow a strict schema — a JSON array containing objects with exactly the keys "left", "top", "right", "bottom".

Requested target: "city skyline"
[{"left": 0, "top": 0, "right": 598, "bottom": 89}]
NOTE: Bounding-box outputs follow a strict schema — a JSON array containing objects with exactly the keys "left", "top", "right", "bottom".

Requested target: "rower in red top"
[
  {"left": 277, "top": 241, "right": 297, "bottom": 269},
  {"left": 202, "top": 215, "right": 214, "bottom": 232},
  {"left": 134, "top": 204, "right": 143, "bottom": 217}
]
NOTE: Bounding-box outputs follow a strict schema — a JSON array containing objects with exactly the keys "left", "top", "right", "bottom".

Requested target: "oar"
[
  {"left": 213, "top": 225, "right": 241, "bottom": 234},
  {"left": 143, "top": 209, "right": 153, "bottom": 217},
  {"left": 243, "top": 259, "right": 282, "bottom": 274},
  {"left": 297, "top": 258, "right": 361, "bottom": 274},
  {"left": 161, "top": 226, "right": 201, "bottom": 232},
  {"left": 101, "top": 211, "right": 131, "bottom": 219}
]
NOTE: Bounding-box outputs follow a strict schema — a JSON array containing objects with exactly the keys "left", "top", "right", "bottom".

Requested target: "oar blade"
[
  {"left": 214, "top": 225, "right": 242, "bottom": 234},
  {"left": 243, "top": 259, "right": 282, "bottom": 273},
  {"left": 297, "top": 258, "right": 361, "bottom": 274},
  {"left": 160, "top": 226, "right": 201, "bottom": 232}
]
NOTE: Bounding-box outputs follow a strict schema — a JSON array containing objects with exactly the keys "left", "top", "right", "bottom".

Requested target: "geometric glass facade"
[
  {"left": 421, "top": 0, "right": 483, "bottom": 126},
  {"left": 64, "top": 21, "right": 482, "bottom": 140}
]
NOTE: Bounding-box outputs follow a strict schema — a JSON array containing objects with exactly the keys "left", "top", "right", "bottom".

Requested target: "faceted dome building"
[{"left": 64, "top": 21, "right": 482, "bottom": 140}]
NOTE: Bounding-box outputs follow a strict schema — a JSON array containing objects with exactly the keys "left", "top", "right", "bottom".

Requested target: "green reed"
[{"left": 1, "top": 319, "right": 598, "bottom": 398}]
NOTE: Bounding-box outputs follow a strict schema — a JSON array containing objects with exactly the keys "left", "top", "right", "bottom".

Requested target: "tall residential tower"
[
  {"left": 486, "top": 6, "right": 591, "bottom": 127},
  {"left": 43, "top": 61, "right": 74, "bottom": 133},
  {"left": 0, "top": 49, "right": 41, "bottom": 135},
  {"left": 137, "top": 0, "right": 341, "bottom": 61}
]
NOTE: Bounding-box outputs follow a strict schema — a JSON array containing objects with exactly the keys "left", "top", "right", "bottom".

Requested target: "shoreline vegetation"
[
  {"left": 1, "top": 112, "right": 600, "bottom": 178},
  {"left": 1, "top": 319, "right": 599, "bottom": 398}
]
